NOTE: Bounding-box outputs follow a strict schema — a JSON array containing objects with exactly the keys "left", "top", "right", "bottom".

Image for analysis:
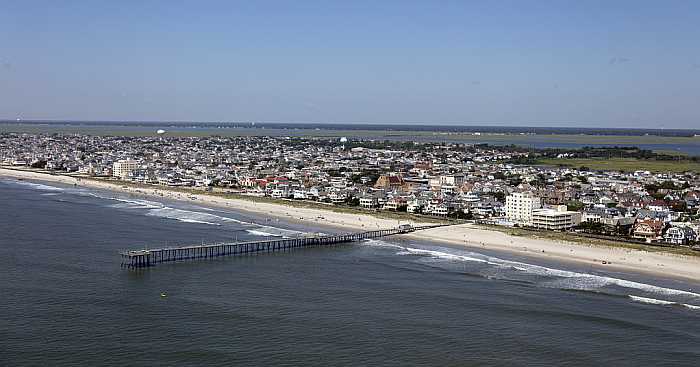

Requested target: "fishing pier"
[{"left": 120, "top": 224, "right": 441, "bottom": 268}]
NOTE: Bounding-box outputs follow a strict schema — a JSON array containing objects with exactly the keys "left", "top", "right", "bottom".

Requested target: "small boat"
[{"left": 160, "top": 293, "right": 167, "bottom": 298}]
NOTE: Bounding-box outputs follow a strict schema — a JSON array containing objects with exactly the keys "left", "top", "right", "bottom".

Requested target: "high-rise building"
[
  {"left": 505, "top": 192, "right": 542, "bottom": 225},
  {"left": 112, "top": 159, "right": 138, "bottom": 179}
]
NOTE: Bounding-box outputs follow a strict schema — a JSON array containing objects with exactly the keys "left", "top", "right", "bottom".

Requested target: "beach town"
[{"left": 2, "top": 132, "right": 700, "bottom": 280}]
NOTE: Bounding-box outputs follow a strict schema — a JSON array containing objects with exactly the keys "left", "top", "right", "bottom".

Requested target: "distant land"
[
  {"left": 2, "top": 120, "right": 700, "bottom": 137},
  {"left": 3, "top": 120, "right": 700, "bottom": 156}
]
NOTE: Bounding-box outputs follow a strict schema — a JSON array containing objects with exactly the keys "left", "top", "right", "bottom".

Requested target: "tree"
[
  {"left": 492, "top": 192, "right": 506, "bottom": 203},
  {"left": 566, "top": 200, "right": 585, "bottom": 212},
  {"left": 30, "top": 160, "right": 47, "bottom": 169},
  {"left": 576, "top": 221, "right": 604, "bottom": 234}
]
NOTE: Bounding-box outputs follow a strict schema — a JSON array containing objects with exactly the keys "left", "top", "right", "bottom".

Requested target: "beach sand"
[{"left": 3, "top": 167, "right": 700, "bottom": 281}]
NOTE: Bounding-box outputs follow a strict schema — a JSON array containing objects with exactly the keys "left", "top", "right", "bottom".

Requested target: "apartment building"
[
  {"left": 531, "top": 205, "right": 582, "bottom": 230},
  {"left": 112, "top": 159, "right": 139, "bottom": 179},
  {"left": 505, "top": 192, "right": 542, "bottom": 225}
]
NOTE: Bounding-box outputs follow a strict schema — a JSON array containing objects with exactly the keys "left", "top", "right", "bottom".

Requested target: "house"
[
  {"left": 407, "top": 198, "right": 426, "bottom": 214},
  {"left": 359, "top": 195, "right": 379, "bottom": 208},
  {"left": 328, "top": 191, "right": 349, "bottom": 204},
  {"left": 582, "top": 207, "right": 635, "bottom": 232},
  {"left": 431, "top": 204, "right": 450, "bottom": 216},
  {"left": 383, "top": 197, "right": 407, "bottom": 211},
  {"left": 293, "top": 189, "right": 308, "bottom": 200},
  {"left": 664, "top": 226, "right": 697, "bottom": 245},
  {"left": 632, "top": 218, "right": 666, "bottom": 242},
  {"left": 375, "top": 174, "right": 405, "bottom": 189}
]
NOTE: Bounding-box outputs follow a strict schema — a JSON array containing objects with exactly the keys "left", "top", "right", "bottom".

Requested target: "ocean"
[{"left": 1, "top": 178, "right": 700, "bottom": 366}]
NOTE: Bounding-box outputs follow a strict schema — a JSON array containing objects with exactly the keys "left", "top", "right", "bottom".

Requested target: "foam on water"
[
  {"left": 255, "top": 224, "right": 304, "bottom": 236},
  {"left": 5, "top": 179, "right": 64, "bottom": 192},
  {"left": 246, "top": 229, "right": 285, "bottom": 237},
  {"left": 361, "top": 239, "right": 406, "bottom": 250},
  {"left": 178, "top": 218, "right": 222, "bottom": 226},
  {"left": 107, "top": 198, "right": 164, "bottom": 210},
  {"left": 370, "top": 241, "right": 700, "bottom": 308},
  {"left": 9, "top": 178, "right": 308, "bottom": 238},
  {"left": 146, "top": 207, "right": 246, "bottom": 226},
  {"left": 629, "top": 295, "right": 700, "bottom": 310}
]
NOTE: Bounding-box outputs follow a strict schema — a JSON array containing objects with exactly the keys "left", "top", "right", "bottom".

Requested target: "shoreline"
[{"left": 3, "top": 167, "right": 700, "bottom": 282}]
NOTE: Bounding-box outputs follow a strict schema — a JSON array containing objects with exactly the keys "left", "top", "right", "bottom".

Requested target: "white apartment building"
[
  {"left": 359, "top": 196, "right": 379, "bottom": 208},
  {"left": 112, "top": 159, "right": 139, "bottom": 179},
  {"left": 531, "top": 205, "right": 582, "bottom": 230},
  {"left": 429, "top": 174, "right": 465, "bottom": 191},
  {"left": 407, "top": 199, "right": 426, "bottom": 214},
  {"left": 505, "top": 192, "right": 542, "bottom": 225}
]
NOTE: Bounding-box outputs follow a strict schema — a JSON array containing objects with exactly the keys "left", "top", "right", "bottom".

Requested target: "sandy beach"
[{"left": 3, "top": 167, "right": 700, "bottom": 281}]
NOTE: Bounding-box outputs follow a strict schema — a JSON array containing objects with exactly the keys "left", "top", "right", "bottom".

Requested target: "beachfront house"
[
  {"left": 663, "top": 226, "right": 697, "bottom": 246},
  {"left": 407, "top": 198, "right": 426, "bottom": 214},
  {"left": 632, "top": 218, "right": 665, "bottom": 243},
  {"left": 359, "top": 195, "right": 379, "bottom": 209}
]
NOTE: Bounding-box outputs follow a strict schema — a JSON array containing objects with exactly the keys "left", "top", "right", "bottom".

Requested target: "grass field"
[{"left": 537, "top": 157, "right": 700, "bottom": 173}]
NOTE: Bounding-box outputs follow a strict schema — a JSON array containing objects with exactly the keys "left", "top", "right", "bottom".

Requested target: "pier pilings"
[{"left": 120, "top": 225, "right": 441, "bottom": 268}]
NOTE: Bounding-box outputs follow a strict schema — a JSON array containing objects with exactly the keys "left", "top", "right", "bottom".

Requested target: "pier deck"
[{"left": 120, "top": 225, "right": 441, "bottom": 268}]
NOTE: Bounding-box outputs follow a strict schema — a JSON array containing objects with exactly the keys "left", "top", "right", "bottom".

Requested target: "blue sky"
[{"left": 1, "top": 0, "right": 699, "bottom": 127}]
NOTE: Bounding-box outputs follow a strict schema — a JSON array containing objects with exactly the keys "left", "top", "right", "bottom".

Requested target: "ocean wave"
[
  {"left": 178, "top": 218, "right": 222, "bottom": 226},
  {"left": 146, "top": 207, "right": 246, "bottom": 226},
  {"left": 110, "top": 199, "right": 164, "bottom": 210},
  {"left": 246, "top": 229, "right": 284, "bottom": 237},
  {"left": 629, "top": 295, "right": 700, "bottom": 310},
  {"left": 77, "top": 191, "right": 165, "bottom": 209},
  {"left": 629, "top": 295, "right": 675, "bottom": 306},
  {"left": 7, "top": 180, "right": 65, "bottom": 191},
  {"left": 255, "top": 224, "right": 304, "bottom": 236},
  {"left": 85, "top": 190, "right": 307, "bottom": 236},
  {"left": 391, "top": 244, "right": 700, "bottom": 303},
  {"left": 362, "top": 239, "right": 407, "bottom": 250},
  {"left": 397, "top": 247, "right": 498, "bottom": 266}
]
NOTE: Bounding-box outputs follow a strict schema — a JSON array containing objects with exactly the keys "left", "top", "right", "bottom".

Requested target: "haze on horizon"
[{"left": 1, "top": 1, "right": 699, "bottom": 129}]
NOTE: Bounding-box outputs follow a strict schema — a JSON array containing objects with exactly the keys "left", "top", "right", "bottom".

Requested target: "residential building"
[
  {"left": 505, "top": 192, "right": 542, "bottom": 225},
  {"left": 112, "top": 159, "right": 138, "bottom": 179},
  {"left": 664, "top": 226, "right": 697, "bottom": 245},
  {"left": 632, "top": 218, "right": 665, "bottom": 242},
  {"left": 531, "top": 205, "right": 582, "bottom": 230}
]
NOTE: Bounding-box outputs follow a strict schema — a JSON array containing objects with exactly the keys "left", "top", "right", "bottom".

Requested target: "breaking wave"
[
  {"left": 5, "top": 179, "right": 65, "bottom": 192},
  {"left": 246, "top": 229, "right": 285, "bottom": 237},
  {"left": 105, "top": 197, "right": 164, "bottom": 210},
  {"left": 629, "top": 296, "right": 700, "bottom": 310},
  {"left": 146, "top": 207, "right": 245, "bottom": 226},
  {"left": 364, "top": 240, "right": 700, "bottom": 311}
]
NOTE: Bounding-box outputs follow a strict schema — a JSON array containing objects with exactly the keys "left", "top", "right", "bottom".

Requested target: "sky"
[{"left": 1, "top": 0, "right": 699, "bottom": 128}]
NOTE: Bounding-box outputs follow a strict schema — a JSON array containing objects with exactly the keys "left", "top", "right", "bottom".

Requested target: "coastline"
[{"left": 3, "top": 167, "right": 700, "bottom": 282}]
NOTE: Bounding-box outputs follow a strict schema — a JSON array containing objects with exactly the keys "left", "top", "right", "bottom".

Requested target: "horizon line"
[{"left": 2, "top": 118, "right": 699, "bottom": 132}]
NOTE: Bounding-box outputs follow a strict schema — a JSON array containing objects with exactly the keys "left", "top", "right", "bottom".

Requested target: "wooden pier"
[{"left": 120, "top": 225, "right": 441, "bottom": 268}]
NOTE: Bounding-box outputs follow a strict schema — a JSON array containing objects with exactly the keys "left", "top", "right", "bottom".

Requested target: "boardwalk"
[{"left": 120, "top": 225, "right": 442, "bottom": 268}]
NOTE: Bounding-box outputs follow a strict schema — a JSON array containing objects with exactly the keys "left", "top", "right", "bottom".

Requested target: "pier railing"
[{"left": 120, "top": 225, "right": 442, "bottom": 268}]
